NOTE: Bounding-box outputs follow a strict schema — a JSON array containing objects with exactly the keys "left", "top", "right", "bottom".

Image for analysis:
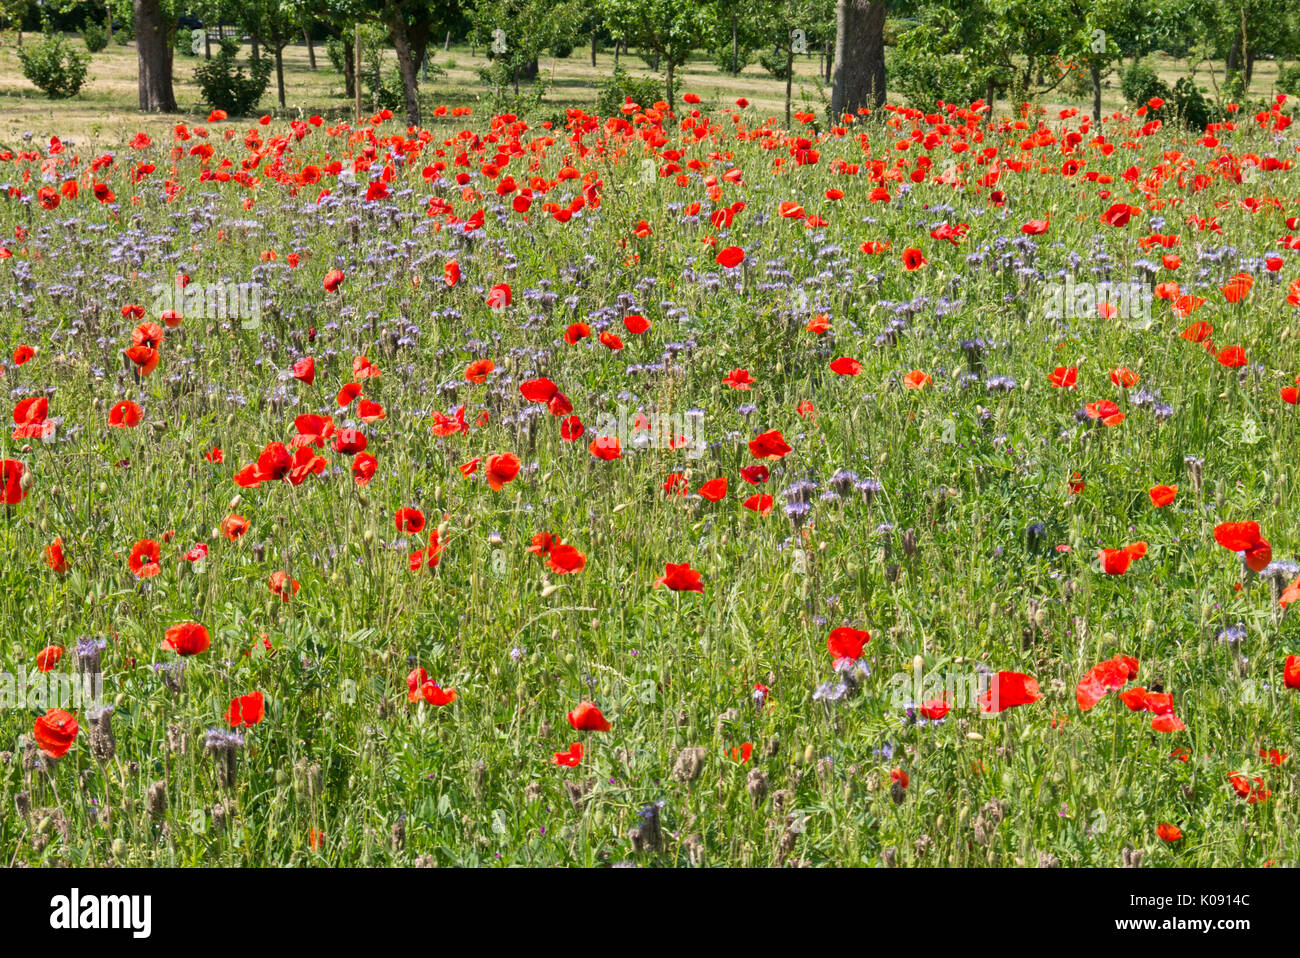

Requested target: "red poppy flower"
[
  {"left": 108, "top": 400, "right": 143, "bottom": 428},
  {"left": 486, "top": 283, "right": 512, "bottom": 309},
  {"left": 827, "top": 626, "right": 870, "bottom": 660},
  {"left": 1149, "top": 484, "right": 1177, "bottom": 507},
  {"left": 1076, "top": 654, "right": 1140, "bottom": 709},
  {"left": 743, "top": 493, "right": 774, "bottom": 515},
  {"left": 128, "top": 538, "right": 162, "bottom": 578},
  {"left": 656, "top": 562, "right": 704, "bottom": 592},
  {"left": 292, "top": 356, "right": 315, "bottom": 384},
  {"left": 723, "top": 368, "right": 755, "bottom": 390},
  {"left": 395, "top": 507, "right": 426, "bottom": 534},
  {"left": 716, "top": 245, "right": 745, "bottom": 268},
  {"left": 547, "top": 543, "right": 587, "bottom": 574},
  {"left": 269, "top": 571, "right": 300, "bottom": 601},
  {"left": 444, "top": 261, "right": 460, "bottom": 286},
  {"left": 465, "top": 359, "right": 495, "bottom": 383},
  {"left": 352, "top": 452, "right": 378, "bottom": 486},
  {"left": 567, "top": 701, "right": 611, "bottom": 731},
  {"left": 36, "top": 645, "right": 64, "bottom": 672},
  {"left": 920, "top": 699, "right": 950, "bottom": 720},
  {"left": 697, "top": 477, "right": 727, "bottom": 502},
  {"left": 421, "top": 682, "right": 457, "bottom": 706},
  {"left": 33, "top": 709, "right": 78, "bottom": 758},
  {"left": 901, "top": 247, "right": 927, "bottom": 270},
  {"left": 45, "top": 537, "right": 68, "bottom": 574},
  {"left": 1284, "top": 654, "right": 1300, "bottom": 690},
  {"left": 564, "top": 322, "right": 592, "bottom": 345},
  {"left": 555, "top": 743, "right": 584, "bottom": 767},
  {"left": 903, "top": 370, "right": 931, "bottom": 389},
  {"left": 486, "top": 452, "right": 521, "bottom": 491},
  {"left": 830, "top": 357, "right": 862, "bottom": 376},
  {"left": 981, "top": 672, "right": 1041, "bottom": 713},
  {"left": 1214, "top": 521, "right": 1262, "bottom": 553},
  {"left": 1049, "top": 366, "right": 1078, "bottom": 389},
  {"left": 748, "top": 429, "right": 791, "bottom": 459},
  {"left": 624, "top": 314, "right": 651, "bottom": 334},
  {"left": 560, "top": 415, "right": 584, "bottom": 441},
  {"left": 726, "top": 743, "right": 754, "bottom": 763},
  {"left": 163, "top": 622, "right": 210, "bottom": 656},
  {"left": 520, "top": 378, "right": 558, "bottom": 403},
  {"left": 1156, "top": 824, "right": 1182, "bottom": 842},
  {"left": 227, "top": 691, "right": 265, "bottom": 727},
  {"left": 589, "top": 436, "right": 622, "bottom": 461},
  {"left": 1217, "top": 345, "right": 1247, "bottom": 368},
  {"left": 1110, "top": 367, "right": 1139, "bottom": 388},
  {"left": 323, "top": 269, "right": 345, "bottom": 292}
]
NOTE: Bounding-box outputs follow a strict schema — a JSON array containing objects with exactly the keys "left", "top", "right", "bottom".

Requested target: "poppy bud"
[
  {"left": 803, "top": 744, "right": 815, "bottom": 764},
  {"left": 911, "top": 654, "right": 925, "bottom": 674},
  {"left": 19, "top": 470, "right": 34, "bottom": 492},
  {"left": 111, "top": 838, "right": 127, "bottom": 858},
  {"left": 363, "top": 529, "right": 375, "bottom": 544}
]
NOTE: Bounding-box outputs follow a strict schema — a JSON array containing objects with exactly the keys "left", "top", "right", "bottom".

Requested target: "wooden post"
[{"left": 355, "top": 24, "right": 363, "bottom": 118}]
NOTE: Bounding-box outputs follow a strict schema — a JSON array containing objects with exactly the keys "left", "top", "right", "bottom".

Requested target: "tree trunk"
[
  {"left": 304, "top": 28, "right": 316, "bottom": 70},
  {"left": 251, "top": 34, "right": 261, "bottom": 63},
  {"left": 785, "top": 46, "right": 793, "bottom": 126},
  {"left": 343, "top": 38, "right": 355, "bottom": 99},
  {"left": 1244, "top": 49, "right": 1254, "bottom": 89},
  {"left": 520, "top": 58, "right": 539, "bottom": 81},
  {"left": 614, "top": 39, "right": 620, "bottom": 68},
  {"left": 830, "top": 0, "right": 886, "bottom": 118},
  {"left": 275, "top": 44, "right": 286, "bottom": 107},
  {"left": 445, "top": 31, "right": 451, "bottom": 52},
  {"left": 731, "top": 15, "right": 738, "bottom": 75},
  {"left": 591, "top": 29, "right": 597, "bottom": 67},
  {"left": 204, "top": 26, "right": 211, "bottom": 59},
  {"left": 134, "top": 0, "right": 177, "bottom": 112},
  {"left": 388, "top": 14, "right": 421, "bottom": 126},
  {"left": 1090, "top": 62, "right": 1101, "bottom": 123}
]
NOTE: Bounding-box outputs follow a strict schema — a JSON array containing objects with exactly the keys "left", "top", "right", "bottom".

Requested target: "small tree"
[
  {"left": 19, "top": 30, "right": 91, "bottom": 98},
  {"left": 600, "top": 0, "right": 718, "bottom": 111}
]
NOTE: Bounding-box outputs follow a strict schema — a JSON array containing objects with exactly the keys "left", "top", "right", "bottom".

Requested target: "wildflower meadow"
[{"left": 2, "top": 11, "right": 1300, "bottom": 886}]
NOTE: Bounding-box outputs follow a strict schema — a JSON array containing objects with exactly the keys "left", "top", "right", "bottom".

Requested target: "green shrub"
[
  {"left": 1278, "top": 63, "right": 1300, "bottom": 98},
  {"left": 1170, "top": 76, "right": 1215, "bottom": 130},
  {"left": 596, "top": 67, "right": 663, "bottom": 117},
  {"left": 193, "top": 38, "right": 272, "bottom": 116},
  {"left": 1120, "top": 61, "right": 1171, "bottom": 109},
  {"left": 82, "top": 22, "right": 108, "bottom": 53},
  {"left": 18, "top": 33, "right": 91, "bottom": 99}
]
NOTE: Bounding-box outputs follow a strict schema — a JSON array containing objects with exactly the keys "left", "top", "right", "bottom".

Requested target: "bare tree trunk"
[
  {"left": 342, "top": 35, "right": 355, "bottom": 99},
  {"left": 830, "top": 0, "right": 885, "bottom": 118},
  {"left": 445, "top": 31, "right": 451, "bottom": 52},
  {"left": 304, "top": 28, "right": 317, "bottom": 70},
  {"left": 731, "top": 15, "right": 738, "bottom": 74},
  {"left": 275, "top": 44, "right": 286, "bottom": 106},
  {"left": 134, "top": 0, "right": 177, "bottom": 112},
  {"left": 204, "top": 26, "right": 211, "bottom": 59},
  {"left": 785, "top": 46, "right": 793, "bottom": 126},
  {"left": 387, "top": 14, "right": 421, "bottom": 126},
  {"left": 1090, "top": 63, "right": 1101, "bottom": 122},
  {"left": 591, "top": 29, "right": 597, "bottom": 67}
]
